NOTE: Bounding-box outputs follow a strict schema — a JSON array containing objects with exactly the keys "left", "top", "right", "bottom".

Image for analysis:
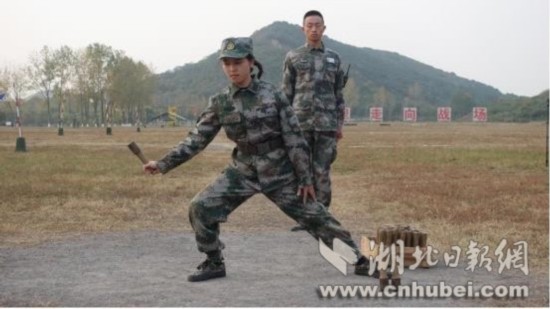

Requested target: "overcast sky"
[{"left": 2, "top": 0, "right": 548, "bottom": 96}]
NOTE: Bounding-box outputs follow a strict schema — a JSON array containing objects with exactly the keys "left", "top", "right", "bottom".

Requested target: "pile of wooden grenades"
[{"left": 361, "top": 225, "right": 429, "bottom": 288}]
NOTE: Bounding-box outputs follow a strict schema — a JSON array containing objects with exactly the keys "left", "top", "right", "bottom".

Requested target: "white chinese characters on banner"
[
  {"left": 403, "top": 107, "right": 417, "bottom": 122},
  {"left": 437, "top": 107, "right": 452, "bottom": 122},
  {"left": 370, "top": 107, "right": 383, "bottom": 122},
  {"left": 473, "top": 107, "right": 488, "bottom": 122}
]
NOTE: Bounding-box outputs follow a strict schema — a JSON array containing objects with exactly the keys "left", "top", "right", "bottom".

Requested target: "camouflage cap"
[{"left": 219, "top": 37, "right": 253, "bottom": 59}]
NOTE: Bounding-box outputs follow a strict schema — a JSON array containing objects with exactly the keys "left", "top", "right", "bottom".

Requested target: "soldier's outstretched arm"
[{"left": 155, "top": 98, "right": 221, "bottom": 174}]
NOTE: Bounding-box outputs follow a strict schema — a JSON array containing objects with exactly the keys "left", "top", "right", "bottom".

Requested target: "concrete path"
[{"left": 0, "top": 231, "right": 547, "bottom": 306}]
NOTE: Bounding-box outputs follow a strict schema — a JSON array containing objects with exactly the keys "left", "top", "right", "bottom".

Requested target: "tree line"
[{"left": 0, "top": 43, "right": 155, "bottom": 128}]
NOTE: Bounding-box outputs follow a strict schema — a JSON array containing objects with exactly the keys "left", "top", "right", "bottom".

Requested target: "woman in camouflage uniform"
[{"left": 143, "top": 37, "right": 375, "bottom": 282}]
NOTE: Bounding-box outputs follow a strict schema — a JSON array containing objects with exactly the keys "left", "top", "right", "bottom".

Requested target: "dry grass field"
[{"left": 0, "top": 122, "right": 548, "bottom": 273}]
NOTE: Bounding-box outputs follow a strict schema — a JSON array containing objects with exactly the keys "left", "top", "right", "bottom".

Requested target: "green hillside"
[
  {"left": 155, "top": 21, "right": 509, "bottom": 121},
  {"left": 488, "top": 90, "right": 548, "bottom": 122}
]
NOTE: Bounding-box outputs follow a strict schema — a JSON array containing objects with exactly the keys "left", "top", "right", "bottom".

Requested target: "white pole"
[{"left": 15, "top": 99, "right": 22, "bottom": 138}]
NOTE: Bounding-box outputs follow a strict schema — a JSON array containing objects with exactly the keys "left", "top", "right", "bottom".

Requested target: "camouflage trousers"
[
  {"left": 188, "top": 166, "right": 359, "bottom": 256},
  {"left": 302, "top": 131, "right": 338, "bottom": 209}
]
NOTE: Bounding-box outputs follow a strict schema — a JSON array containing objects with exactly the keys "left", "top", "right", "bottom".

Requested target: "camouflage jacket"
[
  {"left": 282, "top": 42, "right": 346, "bottom": 132},
  {"left": 156, "top": 79, "right": 313, "bottom": 192}
]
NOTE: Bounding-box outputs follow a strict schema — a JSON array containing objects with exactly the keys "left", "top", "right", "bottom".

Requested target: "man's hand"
[
  {"left": 143, "top": 161, "right": 160, "bottom": 175},
  {"left": 297, "top": 185, "right": 316, "bottom": 204}
]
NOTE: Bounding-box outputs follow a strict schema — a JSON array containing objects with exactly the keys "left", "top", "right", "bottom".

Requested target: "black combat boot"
[
  {"left": 354, "top": 256, "right": 385, "bottom": 279},
  {"left": 187, "top": 251, "right": 226, "bottom": 282}
]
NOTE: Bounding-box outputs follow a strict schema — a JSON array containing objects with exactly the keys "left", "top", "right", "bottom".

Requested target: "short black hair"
[{"left": 303, "top": 10, "right": 324, "bottom": 23}]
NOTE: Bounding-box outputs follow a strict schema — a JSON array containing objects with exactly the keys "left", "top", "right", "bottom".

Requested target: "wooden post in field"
[
  {"left": 135, "top": 107, "right": 141, "bottom": 132},
  {"left": 58, "top": 97, "right": 64, "bottom": 136},
  {"left": 15, "top": 98, "right": 26, "bottom": 152},
  {"left": 106, "top": 100, "right": 112, "bottom": 135}
]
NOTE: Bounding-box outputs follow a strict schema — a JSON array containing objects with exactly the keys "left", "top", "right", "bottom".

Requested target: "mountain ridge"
[{"left": 154, "top": 21, "right": 542, "bottom": 121}]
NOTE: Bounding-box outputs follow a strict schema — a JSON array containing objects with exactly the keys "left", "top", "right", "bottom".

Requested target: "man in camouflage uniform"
[
  {"left": 282, "top": 11, "right": 345, "bottom": 232},
  {"left": 143, "top": 37, "right": 376, "bottom": 282}
]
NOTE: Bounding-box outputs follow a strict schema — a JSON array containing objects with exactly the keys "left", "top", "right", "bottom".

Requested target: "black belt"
[{"left": 237, "top": 138, "right": 285, "bottom": 155}]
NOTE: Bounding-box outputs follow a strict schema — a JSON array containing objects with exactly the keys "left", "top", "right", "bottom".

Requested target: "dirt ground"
[{"left": 1, "top": 231, "right": 547, "bottom": 307}]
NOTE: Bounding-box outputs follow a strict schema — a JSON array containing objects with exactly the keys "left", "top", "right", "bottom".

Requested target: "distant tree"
[
  {"left": 1, "top": 65, "right": 30, "bottom": 130},
  {"left": 52, "top": 45, "right": 75, "bottom": 133},
  {"left": 107, "top": 55, "right": 155, "bottom": 124},
  {"left": 73, "top": 49, "right": 94, "bottom": 126},
  {"left": 2, "top": 66, "right": 29, "bottom": 105},
  {"left": 0, "top": 70, "right": 11, "bottom": 123},
  {"left": 0, "top": 68, "right": 8, "bottom": 99},
  {"left": 85, "top": 43, "right": 115, "bottom": 126},
  {"left": 390, "top": 98, "right": 404, "bottom": 121},
  {"left": 373, "top": 86, "right": 395, "bottom": 120},
  {"left": 374, "top": 86, "right": 389, "bottom": 106},
  {"left": 343, "top": 78, "right": 360, "bottom": 117},
  {"left": 407, "top": 82, "right": 423, "bottom": 103},
  {"left": 450, "top": 89, "right": 476, "bottom": 119},
  {"left": 28, "top": 46, "right": 56, "bottom": 127}
]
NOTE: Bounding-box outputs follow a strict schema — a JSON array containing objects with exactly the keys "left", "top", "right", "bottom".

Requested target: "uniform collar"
[
  {"left": 229, "top": 77, "right": 259, "bottom": 98},
  {"left": 304, "top": 41, "right": 325, "bottom": 52}
]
